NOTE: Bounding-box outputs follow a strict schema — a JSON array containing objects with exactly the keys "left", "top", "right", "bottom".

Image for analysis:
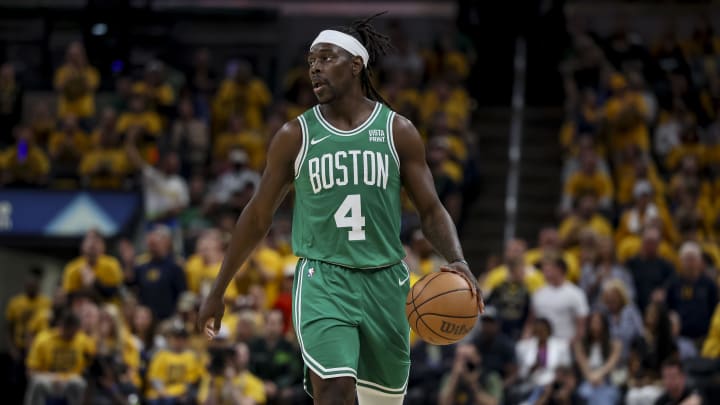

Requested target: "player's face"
[{"left": 308, "top": 44, "right": 355, "bottom": 104}]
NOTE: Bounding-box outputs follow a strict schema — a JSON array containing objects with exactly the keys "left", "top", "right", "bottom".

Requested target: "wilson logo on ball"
[{"left": 439, "top": 321, "right": 472, "bottom": 336}]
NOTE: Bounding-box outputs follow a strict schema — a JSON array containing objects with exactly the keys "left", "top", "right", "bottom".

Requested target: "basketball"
[{"left": 405, "top": 271, "right": 479, "bottom": 345}]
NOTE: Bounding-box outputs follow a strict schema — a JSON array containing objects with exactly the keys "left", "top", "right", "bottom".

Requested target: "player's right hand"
[{"left": 197, "top": 294, "right": 225, "bottom": 339}]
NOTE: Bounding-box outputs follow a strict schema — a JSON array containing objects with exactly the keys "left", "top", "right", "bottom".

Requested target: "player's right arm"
[{"left": 198, "top": 120, "right": 301, "bottom": 337}]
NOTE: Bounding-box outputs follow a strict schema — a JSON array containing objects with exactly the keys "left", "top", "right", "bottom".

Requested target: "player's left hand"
[{"left": 440, "top": 262, "right": 484, "bottom": 314}]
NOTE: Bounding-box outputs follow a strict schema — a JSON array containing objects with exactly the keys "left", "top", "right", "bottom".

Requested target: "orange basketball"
[{"left": 405, "top": 271, "right": 478, "bottom": 345}]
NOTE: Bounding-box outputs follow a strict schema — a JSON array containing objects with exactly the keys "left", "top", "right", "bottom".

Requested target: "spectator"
[
  {"left": 62, "top": 229, "right": 123, "bottom": 301},
  {"left": 531, "top": 256, "right": 589, "bottom": 340},
  {"left": 134, "top": 225, "right": 187, "bottom": 321},
  {"left": 207, "top": 148, "right": 260, "bottom": 208},
  {"left": 5, "top": 268, "right": 50, "bottom": 402},
  {"left": 85, "top": 305, "right": 141, "bottom": 403},
  {"left": 0, "top": 62, "right": 23, "bottom": 146},
  {"left": 197, "top": 341, "right": 266, "bottom": 405},
  {"left": 625, "top": 227, "right": 676, "bottom": 312},
  {"left": 654, "top": 99, "right": 692, "bottom": 160},
  {"left": 580, "top": 235, "right": 635, "bottom": 309},
  {"left": 603, "top": 73, "right": 650, "bottom": 155},
  {"left": 654, "top": 359, "right": 703, "bottom": 405},
  {"left": 185, "top": 228, "right": 239, "bottom": 303},
  {"left": 186, "top": 48, "right": 218, "bottom": 100},
  {"left": 129, "top": 305, "right": 159, "bottom": 361},
  {"left": 573, "top": 312, "right": 622, "bottom": 405},
  {"left": 48, "top": 114, "right": 91, "bottom": 185},
  {"left": 132, "top": 60, "right": 176, "bottom": 113},
  {"left": 666, "top": 242, "right": 718, "bottom": 340},
  {"left": 213, "top": 114, "right": 266, "bottom": 171},
  {"left": 1, "top": 125, "right": 50, "bottom": 186},
  {"left": 601, "top": 280, "right": 644, "bottom": 358},
  {"left": 631, "top": 303, "right": 678, "bottom": 384},
  {"left": 558, "top": 193, "right": 613, "bottom": 248},
  {"left": 525, "top": 227, "right": 581, "bottom": 284},
  {"left": 438, "top": 344, "right": 503, "bottom": 405},
  {"left": 427, "top": 136, "right": 463, "bottom": 223},
  {"left": 485, "top": 258, "right": 533, "bottom": 340},
  {"left": 212, "top": 59, "right": 271, "bottom": 132},
  {"left": 53, "top": 41, "right": 100, "bottom": 121},
  {"left": 169, "top": 98, "right": 209, "bottom": 177},
  {"left": 470, "top": 307, "right": 518, "bottom": 388},
  {"left": 562, "top": 151, "right": 614, "bottom": 212},
  {"left": 409, "top": 229, "right": 445, "bottom": 276},
  {"left": 616, "top": 181, "right": 677, "bottom": 250},
  {"left": 249, "top": 310, "right": 301, "bottom": 404},
  {"left": 24, "top": 311, "right": 94, "bottom": 405},
  {"left": 116, "top": 94, "right": 163, "bottom": 144},
  {"left": 79, "top": 107, "right": 130, "bottom": 189},
  {"left": 179, "top": 174, "right": 213, "bottom": 251},
  {"left": 145, "top": 324, "right": 202, "bottom": 405},
  {"left": 482, "top": 238, "right": 544, "bottom": 296},
  {"left": 126, "top": 128, "right": 190, "bottom": 228},
  {"left": 407, "top": 341, "right": 454, "bottom": 405},
  {"left": 515, "top": 318, "right": 572, "bottom": 403},
  {"left": 561, "top": 135, "right": 609, "bottom": 183}
]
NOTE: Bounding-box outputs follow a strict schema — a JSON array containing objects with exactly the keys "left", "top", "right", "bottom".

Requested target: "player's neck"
[{"left": 321, "top": 90, "right": 374, "bottom": 127}]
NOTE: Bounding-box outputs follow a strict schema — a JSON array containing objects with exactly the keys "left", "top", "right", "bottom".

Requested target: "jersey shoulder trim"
[{"left": 294, "top": 115, "right": 309, "bottom": 178}]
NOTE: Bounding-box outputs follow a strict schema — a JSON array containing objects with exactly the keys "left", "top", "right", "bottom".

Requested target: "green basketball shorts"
[{"left": 292, "top": 258, "right": 411, "bottom": 397}]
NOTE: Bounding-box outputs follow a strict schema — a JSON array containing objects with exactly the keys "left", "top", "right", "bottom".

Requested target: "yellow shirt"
[
  {"left": 132, "top": 82, "right": 175, "bottom": 108},
  {"left": 702, "top": 303, "right": 720, "bottom": 358},
  {"left": 616, "top": 236, "right": 679, "bottom": 269},
  {"left": 184, "top": 254, "right": 239, "bottom": 300},
  {"left": 5, "top": 294, "right": 51, "bottom": 349},
  {"left": 615, "top": 206, "right": 678, "bottom": 247},
  {"left": 524, "top": 248, "right": 581, "bottom": 283},
  {"left": 62, "top": 255, "right": 123, "bottom": 296},
  {"left": 610, "top": 124, "right": 650, "bottom": 152},
  {"left": 558, "top": 214, "right": 613, "bottom": 244},
  {"left": 78, "top": 147, "right": 130, "bottom": 189},
  {"left": 26, "top": 329, "right": 95, "bottom": 375},
  {"left": 234, "top": 247, "right": 284, "bottom": 309},
  {"left": 419, "top": 88, "right": 470, "bottom": 131},
  {"left": 146, "top": 349, "right": 203, "bottom": 399},
  {"left": 482, "top": 264, "right": 545, "bottom": 295},
  {"left": 213, "top": 131, "right": 266, "bottom": 170},
  {"left": 213, "top": 78, "right": 272, "bottom": 131},
  {"left": 197, "top": 371, "right": 266, "bottom": 404},
  {"left": 54, "top": 64, "right": 100, "bottom": 118},
  {"left": 564, "top": 172, "right": 614, "bottom": 201},
  {"left": 48, "top": 130, "right": 92, "bottom": 157},
  {"left": 665, "top": 144, "right": 706, "bottom": 171},
  {"left": 116, "top": 111, "right": 163, "bottom": 136},
  {"left": 1, "top": 146, "right": 50, "bottom": 179}
]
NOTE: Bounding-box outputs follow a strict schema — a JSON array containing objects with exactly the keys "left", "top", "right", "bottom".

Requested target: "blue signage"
[{"left": 0, "top": 189, "right": 141, "bottom": 237}]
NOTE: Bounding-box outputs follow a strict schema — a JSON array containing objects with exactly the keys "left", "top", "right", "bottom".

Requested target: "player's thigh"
[
  {"left": 309, "top": 371, "right": 356, "bottom": 405},
  {"left": 293, "top": 259, "right": 362, "bottom": 379},
  {"left": 357, "top": 262, "right": 411, "bottom": 395}
]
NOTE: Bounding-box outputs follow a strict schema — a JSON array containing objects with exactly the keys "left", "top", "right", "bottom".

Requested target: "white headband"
[{"left": 311, "top": 30, "right": 369, "bottom": 67}]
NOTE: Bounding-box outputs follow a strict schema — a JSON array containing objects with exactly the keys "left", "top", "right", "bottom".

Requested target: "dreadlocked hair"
[{"left": 332, "top": 12, "right": 393, "bottom": 106}]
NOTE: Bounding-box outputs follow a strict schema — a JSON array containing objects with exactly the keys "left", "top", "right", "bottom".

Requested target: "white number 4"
[{"left": 334, "top": 194, "right": 366, "bottom": 241}]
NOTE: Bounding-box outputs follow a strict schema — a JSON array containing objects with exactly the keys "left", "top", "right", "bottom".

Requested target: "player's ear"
[{"left": 351, "top": 56, "right": 363, "bottom": 77}]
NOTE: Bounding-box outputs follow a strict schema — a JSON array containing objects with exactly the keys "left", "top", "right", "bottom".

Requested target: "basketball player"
[{"left": 199, "top": 16, "right": 483, "bottom": 405}]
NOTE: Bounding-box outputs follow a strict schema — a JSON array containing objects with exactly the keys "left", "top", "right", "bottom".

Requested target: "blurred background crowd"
[{"left": 2, "top": 1, "right": 720, "bottom": 405}]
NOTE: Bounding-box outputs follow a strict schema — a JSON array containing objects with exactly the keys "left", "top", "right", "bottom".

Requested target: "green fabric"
[
  {"left": 291, "top": 102, "right": 404, "bottom": 269},
  {"left": 292, "top": 258, "right": 411, "bottom": 396}
]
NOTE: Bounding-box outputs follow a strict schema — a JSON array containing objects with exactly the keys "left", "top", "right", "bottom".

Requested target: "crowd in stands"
[
  {"left": 468, "top": 15, "right": 720, "bottom": 405},
  {"left": 2, "top": 21, "right": 481, "bottom": 405}
]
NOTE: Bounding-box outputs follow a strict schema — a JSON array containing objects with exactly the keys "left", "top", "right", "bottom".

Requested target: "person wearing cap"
[
  {"left": 145, "top": 323, "right": 202, "bottom": 405},
  {"left": 665, "top": 241, "right": 718, "bottom": 341},
  {"left": 616, "top": 180, "right": 676, "bottom": 248},
  {"left": 207, "top": 147, "right": 260, "bottom": 207},
  {"left": 602, "top": 72, "right": 650, "bottom": 154}
]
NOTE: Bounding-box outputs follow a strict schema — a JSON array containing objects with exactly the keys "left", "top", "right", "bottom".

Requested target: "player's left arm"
[{"left": 394, "top": 114, "right": 483, "bottom": 311}]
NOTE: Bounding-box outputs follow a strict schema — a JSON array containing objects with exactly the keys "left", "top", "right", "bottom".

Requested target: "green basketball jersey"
[{"left": 292, "top": 102, "right": 404, "bottom": 269}]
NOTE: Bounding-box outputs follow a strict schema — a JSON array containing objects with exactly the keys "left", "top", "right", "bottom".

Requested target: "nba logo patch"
[{"left": 308, "top": 268, "right": 315, "bottom": 278}]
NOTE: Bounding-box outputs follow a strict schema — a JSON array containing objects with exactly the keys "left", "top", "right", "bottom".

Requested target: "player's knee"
[
  {"left": 310, "top": 374, "right": 356, "bottom": 405},
  {"left": 357, "top": 386, "right": 404, "bottom": 405}
]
